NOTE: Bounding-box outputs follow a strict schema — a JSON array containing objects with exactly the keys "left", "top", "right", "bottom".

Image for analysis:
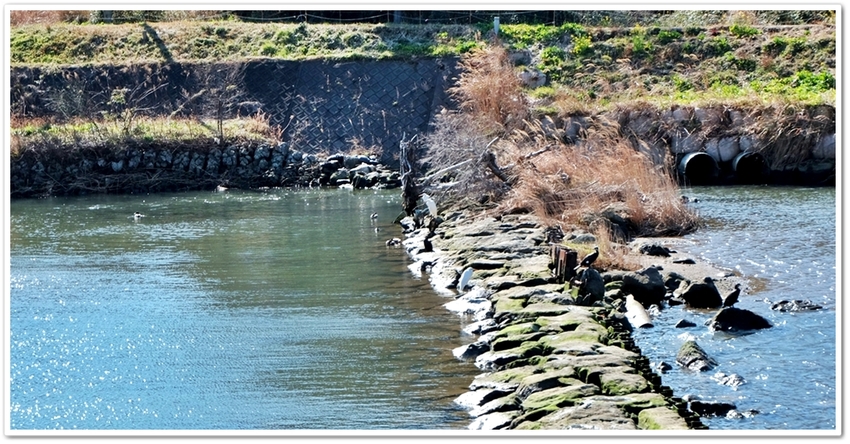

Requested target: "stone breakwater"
[
  {"left": 398, "top": 211, "right": 708, "bottom": 431},
  {"left": 9, "top": 141, "right": 401, "bottom": 198}
]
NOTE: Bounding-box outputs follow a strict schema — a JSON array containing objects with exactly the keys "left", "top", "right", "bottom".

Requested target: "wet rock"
[
  {"left": 470, "top": 393, "right": 520, "bottom": 418},
  {"left": 689, "top": 400, "right": 736, "bottom": 417},
  {"left": 663, "top": 271, "right": 687, "bottom": 291},
  {"left": 474, "top": 340, "right": 551, "bottom": 372},
  {"left": 655, "top": 361, "right": 673, "bottom": 373},
  {"left": 674, "top": 319, "right": 696, "bottom": 328},
  {"left": 468, "top": 365, "right": 538, "bottom": 392},
  {"left": 709, "top": 307, "right": 772, "bottom": 332},
  {"left": 726, "top": 409, "right": 760, "bottom": 419},
  {"left": 463, "top": 318, "right": 499, "bottom": 336},
  {"left": 453, "top": 340, "right": 491, "bottom": 361},
  {"left": 621, "top": 266, "right": 666, "bottom": 306},
  {"left": 771, "top": 299, "right": 824, "bottom": 312},
  {"left": 468, "top": 411, "right": 517, "bottom": 430},
  {"left": 712, "top": 371, "right": 746, "bottom": 388},
  {"left": 677, "top": 277, "right": 722, "bottom": 309},
  {"left": 455, "top": 388, "right": 514, "bottom": 410},
  {"left": 676, "top": 340, "right": 718, "bottom": 372}
]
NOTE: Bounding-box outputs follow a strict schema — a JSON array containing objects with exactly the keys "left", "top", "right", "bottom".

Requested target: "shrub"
[
  {"left": 704, "top": 36, "right": 732, "bottom": 56},
  {"left": 794, "top": 70, "right": 835, "bottom": 91},
  {"left": 571, "top": 34, "right": 593, "bottom": 56},
  {"left": 260, "top": 43, "right": 277, "bottom": 56},
  {"left": 656, "top": 29, "right": 681, "bottom": 44},
  {"left": 729, "top": 23, "right": 760, "bottom": 38}
]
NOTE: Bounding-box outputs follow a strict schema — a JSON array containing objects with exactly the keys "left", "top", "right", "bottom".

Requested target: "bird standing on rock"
[
  {"left": 575, "top": 245, "right": 599, "bottom": 271},
  {"left": 723, "top": 283, "right": 742, "bottom": 307}
]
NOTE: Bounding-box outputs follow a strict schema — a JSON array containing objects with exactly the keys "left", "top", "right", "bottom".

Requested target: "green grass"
[{"left": 9, "top": 21, "right": 484, "bottom": 65}]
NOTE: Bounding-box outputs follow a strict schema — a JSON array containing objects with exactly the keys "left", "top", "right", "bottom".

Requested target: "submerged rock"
[
  {"left": 712, "top": 372, "right": 746, "bottom": 388},
  {"left": 771, "top": 299, "right": 824, "bottom": 312}
]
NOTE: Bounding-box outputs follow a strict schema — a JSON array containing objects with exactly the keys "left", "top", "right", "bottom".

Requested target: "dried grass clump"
[
  {"left": 10, "top": 10, "right": 89, "bottom": 26},
  {"left": 498, "top": 118, "right": 699, "bottom": 239},
  {"left": 450, "top": 45, "right": 529, "bottom": 137},
  {"left": 745, "top": 103, "right": 834, "bottom": 170}
]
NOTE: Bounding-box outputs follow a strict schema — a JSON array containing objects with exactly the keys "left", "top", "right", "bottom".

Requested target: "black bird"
[
  {"left": 723, "top": 283, "right": 742, "bottom": 307},
  {"left": 575, "top": 245, "right": 599, "bottom": 271}
]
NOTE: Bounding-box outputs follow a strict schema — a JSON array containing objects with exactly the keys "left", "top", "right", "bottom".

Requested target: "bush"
[
  {"left": 571, "top": 34, "right": 593, "bottom": 56},
  {"left": 656, "top": 29, "right": 682, "bottom": 44},
  {"left": 729, "top": 24, "right": 760, "bottom": 38}
]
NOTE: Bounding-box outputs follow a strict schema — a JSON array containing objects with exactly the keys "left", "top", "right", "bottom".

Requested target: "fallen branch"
[{"left": 481, "top": 150, "right": 515, "bottom": 186}]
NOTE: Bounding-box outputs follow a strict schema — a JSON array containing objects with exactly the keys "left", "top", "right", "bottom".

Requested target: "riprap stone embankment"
[{"left": 400, "top": 211, "right": 707, "bottom": 430}]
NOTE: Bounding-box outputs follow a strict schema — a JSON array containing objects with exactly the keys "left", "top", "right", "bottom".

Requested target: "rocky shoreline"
[
  {"left": 395, "top": 208, "right": 765, "bottom": 430},
  {"left": 9, "top": 141, "right": 402, "bottom": 198}
]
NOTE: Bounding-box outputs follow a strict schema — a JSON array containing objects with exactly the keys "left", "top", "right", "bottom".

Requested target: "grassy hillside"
[{"left": 10, "top": 14, "right": 835, "bottom": 110}]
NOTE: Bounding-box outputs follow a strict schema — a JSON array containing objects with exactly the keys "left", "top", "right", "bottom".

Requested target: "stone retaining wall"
[{"left": 9, "top": 141, "right": 401, "bottom": 198}]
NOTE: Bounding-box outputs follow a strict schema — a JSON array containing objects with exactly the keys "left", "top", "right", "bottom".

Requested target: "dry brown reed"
[
  {"left": 449, "top": 45, "right": 530, "bottom": 137},
  {"left": 10, "top": 10, "right": 89, "bottom": 26},
  {"left": 498, "top": 125, "right": 699, "bottom": 240}
]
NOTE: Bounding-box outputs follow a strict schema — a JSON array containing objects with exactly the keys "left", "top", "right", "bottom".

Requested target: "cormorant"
[
  {"left": 723, "top": 283, "right": 742, "bottom": 307},
  {"left": 576, "top": 246, "right": 599, "bottom": 270}
]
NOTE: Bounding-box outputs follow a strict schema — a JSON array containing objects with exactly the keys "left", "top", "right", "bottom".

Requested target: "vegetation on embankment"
[{"left": 10, "top": 10, "right": 835, "bottom": 109}]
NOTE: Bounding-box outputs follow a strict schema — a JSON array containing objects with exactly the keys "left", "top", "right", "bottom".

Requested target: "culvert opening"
[
  {"left": 678, "top": 152, "right": 719, "bottom": 185},
  {"left": 732, "top": 152, "right": 769, "bottom": 184}
]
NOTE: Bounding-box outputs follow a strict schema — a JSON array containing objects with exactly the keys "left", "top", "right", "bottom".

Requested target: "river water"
[
  {"left": 9, "top": 188, "right": 480, "bottom": 430},
  {"left": 9, "top": 185, "right": 837, "bottom": 432},
  {"left": 632, "top": 185, "right": 837, "bottom": 431}
]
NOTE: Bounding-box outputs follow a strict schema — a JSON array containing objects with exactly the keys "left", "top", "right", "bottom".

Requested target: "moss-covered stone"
[
  {"left": 538, "top": 327, "right": 608, "bottom": 352},
  {"left": 475, "top": 340, "right": 553, "bottom": 372},
  {"left": 520, "top": 382, "right": 600, "bottom": 410},
  {"left": 515, "top": 368, "right": 582, "bottom": 400},
  {"left": 599, "top": 370, "right": 651, "bottom": 395},
  {"left": 535, "top": 307, "right": 597, "bottom": 332},
  {"left": 491, "top": 321, "right": 540, "bottom": 340},
  {"left": 519, "top": 400, "right": 638, "bottom": 430},
  {"left": 637, "top": 406, "right": 690, "bottom": 430},
  {"left": 491, "top": 332, "right": 547, "bottom": 352},
  {"left": 513, "top": 302, "right": 573, "bottom": 322},
  {"left": 469, "top": 365, "right": 542, "bottom": 391},
  {"left": 605, "top": 280, "right": 625, "bottom": 290},
  {"left": 470, "top": 393, "right": 520, "bottom": 418},
  {"left": 493, "top": 295, "right": 526, "bottom": 319}
]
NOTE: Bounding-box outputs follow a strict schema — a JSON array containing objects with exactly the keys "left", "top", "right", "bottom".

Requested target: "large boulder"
[
  {"left": 709, "top": 307, "right": 772, "bottom": 332},
  {"left": 676, "top": 277, "right": 722, "bottom": 309},
  {"left": 576, "top": 268, "right": 605, "bottom": 306},
  {"left": 621, "top": 266, "right": 666, "bottom": 306},
  {"left": 676, "top": 340, "right": 718, "bottom": 372}
]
